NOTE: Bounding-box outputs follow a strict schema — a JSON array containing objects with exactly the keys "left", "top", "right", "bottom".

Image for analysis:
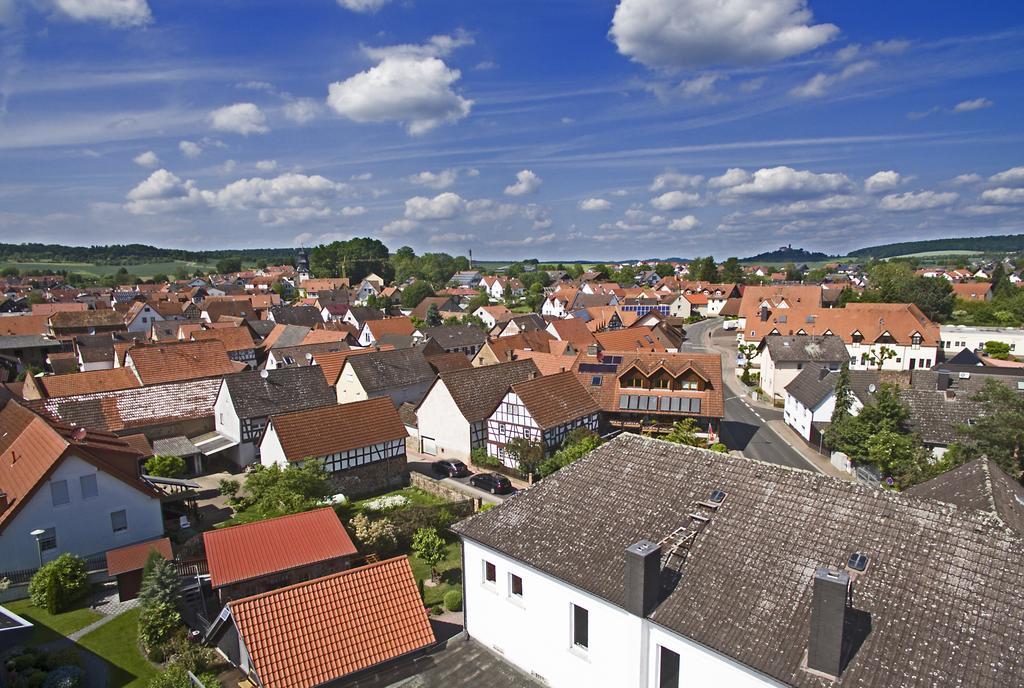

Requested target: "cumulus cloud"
[
  {"left": 430, "top": 232, "right": 477, "bottom": 244},
  {"left": 950, "top": 173, "right": 983, "bottom": 186},
  {"left": 489, "top": 234, "right": 556, "bottom": 247},
  {"left": 953, "top": 97, "right": 993, "bottom": 113},
  {"left": 989, "top": 166, "right": 1024, "bottom": 187},
  {"left": 53, "top": 0, "right": 152, "bottom": 27},
  {"left": 327, "top": 56, "right": 472, "bottom": 135},
  {"left": 668, "top": 215, "right": 700, "bottom": 231},
  {"left": 283, "top": 97, "right": 321, "bottom": 124},
  {"left": 336, "top": 0, "right": 390, "bottom": 12},
  {"left": 790, "top": 60, "right": 875, "bottom": 98},
  {"left": 650, "top": 171, "right": 703, "bottom": 191},
  {"left": 210, "top": 173, "right": 347, "bottom": 210},
  {"left": 708, "top": 168, "right": 751, "bottom": 189},
  {"left": 293, "top": 232, "right": 315, "bottom": 245},
  {"left": 381, "top": 219, "right": 419, "bottom": 235},
  {"left": 124, "top": 169, "right": 205, "bottom": 214},
  {"left": 259, "top": 207, "right": 332, "bottom": 225},
  {"left": 579, "top": 198, "right": 613, "bottom": 212},
  {"left": 341, "top": 205, "right": 367, "bottom": 216},
  {"left": 981, "top": 188, "right": 1024, "bottom": 205},
  {"left": 504, "top": 170, "right": 542, "bottom": 196},
  {"left": 254, "top": 160, "right": 278, "bottom": 172},
  {"left": 133, "top": 150, "right": 159, "bottom": 168},
  {"left": 178, "top": 140, "right": 202, "bottom": 158},
  {"left": 721, "top": 166, "right": 852, "bottom": 198},
  {"left": 650, "top": 190, "right": 700, "bottom": 210},
  {"left": 879, "top": 190, "right": 958, "bottom": 211},
  {"left": 864, "top": 170, "right": 905, "bottom": 194},
  {"left": 610, "top": 0, "right": 838, "bottom": 70},
  {"left": 409, "top": 168, "right": 459, "bottom": 190},
  {"left": 208, "top": 103, "right": 269, "bottom": 135},
  {"left": 751, "top": 195, "right": 867, "bottom": 217},
  {"left": 404, "top": 192, "right": 464, "bottom": 220},
  {"left": 361, "top": 30, "right": 474, "bottom": 61}
]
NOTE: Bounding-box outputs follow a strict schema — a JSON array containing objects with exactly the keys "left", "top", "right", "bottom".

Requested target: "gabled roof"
[
  {"left": 481, "top": 330, "right": 556, "bottom": 362},
  {"left": 49, "top": 309, "right": 124, "bottom": 329},
  {"left": 227, "top": 556, "right": 435, "bottom": 688},
  {"left": 268, "top": 397, "right": 407, "bottom": 461},
  {"left": 421, "top": 324, "right": 487, "bottom": 350},
  {"left": 546, "top": 318, "right": 598, "bottom": 348},
  {"left": 905, "top": 458, "right": 1024, "bottom": 537},
  {"left": 106, "top": 537, "right": 173, "bottom": 576},
  {"left": 454, "top": 433, "right": 1024, "bottom": 688},
  {"left": 344, "top": 306, "right": 384, "bottom": 325},
  {"left": 223, "top": 367, "right": 337, "bottom": 419},
  {"left": 425, "top": 360, "right": 539, "bottom": 423},
  {"left": 190, "top": 326, "right": 255, "bottom": 352},
  {"left": 36, "top": 367, "right": 142, "bottom": 399},
  {"left": 204, "top": 508, "right": 357, "bottom": 588},
  {"left": 269, "top": 305, "right": 323, "bottom": 328},
  {"left": 424, "top": 351, "right": 473, "bottom": 374},
  {"left": 126, "top": 339, "right": 238, "bottom": 385},
  {"left": 363, "top": 316, "right": 416, "bottom": 341},
  {"left": 346, "top": 347, "right": 435, "bottom": 393},
  {"left": 784, "top": 364, "right": 881, "bottom": 410},
  {"left": 593, "top": 327, "right": 667, "bottom": 353},
  {"left": 507, "top": 370, "right": 601, "bottom": 429},
  {"left": 761, "top": 334, "right": 849, "bottom": 363},
  {"left": 0, "top": 314, "right": 49, "bottom": 336}
]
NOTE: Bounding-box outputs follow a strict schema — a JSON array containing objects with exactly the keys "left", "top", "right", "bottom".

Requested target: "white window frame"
[
  {"left": 50, "top": 480, "right": 70, "bottom": 507},
  {"left": 110, "top": 509, "right": 129, "bottom": 534},
  {"left": 509, "top": 572, "right": 524, "bottom": 601}
]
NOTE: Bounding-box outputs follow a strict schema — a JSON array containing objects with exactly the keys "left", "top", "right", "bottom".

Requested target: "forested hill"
[
  {"left": 741, "top": 246, "right": 832, "bottom": 263},
  {"left": 0, "top": 242, "right": 295, "bottom": 265},
  {"left": 849, "top": 234, "right": 1024, "bottom": 260}
]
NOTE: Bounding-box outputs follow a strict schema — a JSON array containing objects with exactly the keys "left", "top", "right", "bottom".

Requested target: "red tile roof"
[
  {"left": 268, "top": 397, "right": 407, "bottom": 462},
  {"left": 126, "top": 339, "right": 237, "bottom": 384},
  {"left": 593, "top": 327, "right": 668, "bottom": 353},
  {"left": 0, "top": 314, "right": 49, "bottom": 336},
  {"left": 508, "top": 370, "right": 602, "bottom": 429},
  {"left": 106, "top": 537, "right": 173, "bottom": 576},
  {"left": 190, "top": 326, "right": 256, "bottom": 352},
  {"left": 203, "top": 508, "right": 357, "bottom": 589},
  {"left": 37, "top": 367, "right": 142, "bottom": 399},
  {"left": 229, "top": 556, "right": 435, "bottom": 688}
]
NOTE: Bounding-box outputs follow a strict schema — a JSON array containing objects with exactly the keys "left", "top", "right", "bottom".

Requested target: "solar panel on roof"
[{"left": 579, "top": 363, "right": 618, "bottom": 374}]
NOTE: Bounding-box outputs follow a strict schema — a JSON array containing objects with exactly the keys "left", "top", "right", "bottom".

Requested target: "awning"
[{"left": 191, "top": 431, "right": 240, "bottom": 456}]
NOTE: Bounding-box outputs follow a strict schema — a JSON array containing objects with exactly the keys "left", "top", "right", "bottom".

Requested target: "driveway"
[{"left": 407, "top": 453, "right": 517, "bottom": 505}]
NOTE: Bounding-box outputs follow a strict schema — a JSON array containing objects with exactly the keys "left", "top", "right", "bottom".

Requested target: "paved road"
[{"left": 683, "top": 317, "right": 819, "bottom": 472}]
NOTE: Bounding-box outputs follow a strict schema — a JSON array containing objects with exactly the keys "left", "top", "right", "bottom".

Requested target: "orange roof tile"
[
  {"left": 126, "top": 339, "right": 237, "bottom": 385},
  {"left": 0, "top": 314, "right": 49, "bottom": 336},
  {"left": 364, "top": 316, "right": 416, "bottom": 340},
  {"left": 204, "top": 508, "right": 357, "bottom": 588},
  {"left": 106, "top": 537, "right": 173, "bottom": 575},
  {"left": 312, "top": 346, "right": 394, "bottom": 386},
  {"left": 512, "top": 350, "right": 580, "bottom": 376},
  {"left": 593, "top": 327, "right": 668, "bottom": 352},
  {"left": 38, "top": 367, "right": 142, "bottom": 398},
  {"left": 190, "top": 326, "right": 256, "bottom": 352},
  {"left": 228, "top": 556, "right": 435, "bottom": 688},
  {"left": 31, "top": 303, "right": 88, "bottom": 316},
  {"left": 301, "top": 329, "right": 348, "bottom": 345},
  {"left": 508, "top": 370, "right": 602, "bottom": 429},
  {"left": 546, "top": 318, "right": 597, "bottom": 348},
  {"left": 268, "top": 397, "right": 407, "bottom": 462}
]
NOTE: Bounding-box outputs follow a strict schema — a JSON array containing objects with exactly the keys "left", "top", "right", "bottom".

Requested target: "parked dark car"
[
  {"left": 469, "top": 472, "right": 513, "bottom": 495},
  {"left": 432, "top": 460, "right": 470, "bottom": 478}
]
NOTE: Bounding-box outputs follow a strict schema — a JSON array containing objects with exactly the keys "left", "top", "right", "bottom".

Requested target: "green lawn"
[
  {"left": 4, "top": 597, "right": 102, "bottom": 645},
  {"left": 349, "top": 486, "right": 450, "bottom": 513},
  {"left": 77, "top": 608, "right": 157, "bottom": 688},
  {"left": 409, "top": 540, "right": 463, "bottom": 608}
]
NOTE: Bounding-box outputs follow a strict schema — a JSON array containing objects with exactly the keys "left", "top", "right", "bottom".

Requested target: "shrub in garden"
[
  {"left": 42, "top": 666, "right": 85, "bottom": 688},
  {"left": 411, "top": 527, "right": 446, "bottom": 582},
  {"left": 144, "top": 454, "right": 186, "bottom": 478},
  {"left": 137, "top": 554, "right": 182, "bottom": 655},
  {"left": 443, "top": 589, "right": 462, "bottom": 612},
  {"left": 217, "top": 478, "right": 240, "bottom": 498},
  {"left": 28, "top": 554, "right": 88, "bottom": 613},
  {"left": 349, "top": 513, "right": 398, "bottom": 552}
]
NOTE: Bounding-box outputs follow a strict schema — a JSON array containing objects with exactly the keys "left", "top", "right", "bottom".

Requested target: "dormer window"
[
  {"left": 851, "top": 331, "right": 863, "bottom": 344},
  {"left": 911, "top": 333, "right": 922, "bottom": 347}
]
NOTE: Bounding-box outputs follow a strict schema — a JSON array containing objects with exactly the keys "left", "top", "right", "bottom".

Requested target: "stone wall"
[
  {"left": 327, "top": 454, "right": 408, "bottom": 498},
  {"left": 408, "top": 471, "right": 471, "bottom": 503}
]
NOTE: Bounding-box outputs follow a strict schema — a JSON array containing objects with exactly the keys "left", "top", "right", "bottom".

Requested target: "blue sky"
[{"left": 0, "top": 0, "right": 1022, "bottom": 260}]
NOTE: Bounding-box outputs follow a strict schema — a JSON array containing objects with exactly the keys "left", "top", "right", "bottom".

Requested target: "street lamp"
[{"left": 29, "top": 529, "right": 45, "bottom": 568}]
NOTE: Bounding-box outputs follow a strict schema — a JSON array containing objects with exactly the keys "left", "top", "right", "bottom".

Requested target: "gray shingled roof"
[
  {"left": 421, "top": 324, "right": 487, "bottom": 350},
  {"left": 223, "top": 366, "right": 337, "bottom": 419},
  {"left": 347, "top": 347, "right": 435, "bottom": 393},
  {"left": 762, "top": 334, "right": 849, "bottom": 363},
  {"left": 423, "top": 359, "right": 539, "bottom": 424},
  {"left": 152, "top": 436, "right": 200, "bottom": 457},
  {"left": 906, "top": 458, "right": 1024, "bottom": 537},
  {"left": 902, "top": 369, "right": 1024, "bottom": 445},
  {"left": 454, "top": 434, "right": 1024, "bottom": 687},
  {"left": 0, "top": 335, "right": 62, "bottom": 350},
  {"left": 784, "top": 365, "right": 880, "bottom": 409},
  {"left": 269, "top": 305, "right": 322, "bottom": 327}
]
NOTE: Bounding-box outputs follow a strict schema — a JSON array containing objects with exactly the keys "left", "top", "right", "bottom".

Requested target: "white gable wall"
[{"left": 415, "top": 381, "right": 472, "bottom": 459}]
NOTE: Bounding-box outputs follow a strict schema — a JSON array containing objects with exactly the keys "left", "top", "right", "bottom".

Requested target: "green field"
[
  {"left": 0, "top": 260, "right": 214, "bottom": 279},
  {"left": 886, "top": 250, "right": 983, "bottom": 260}
]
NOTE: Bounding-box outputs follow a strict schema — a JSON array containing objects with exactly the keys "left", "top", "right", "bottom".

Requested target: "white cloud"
[
  {"left": 879, "top": 190, "right": 958, "bottom": 211},
  {"left": 650, "top": 190, "right": 700, "bottom": 210},
  {"left": 790, "top": 60, "right": 875, "bottom": 98},
  {"left": 208, "top": 103, "right": 269, "bottom": 135},
  {"left": 326, "top": 57, "right": 472, "bottom": 135},
  {"left": 53, "top": 0, "right": 151, "bottom": 27},
  {"left": 950, "top": 173, "right": 983, "bottom": 186},
  {"left": 561, "top": 116, "right": 575, "bottom": 125},
  {"left": 504, "top": 169, "right": 542, "bottom": 196},
  {"left": 489, "top": 234, "right": 557, "bottom": 247},
  {"left": 864, "top": 170, "right": 904, "bottom": 194},
  {"left": 751, "top": 195, "right": 867, "bottom": 217},
  {"left": 981, "top": 188, "right": 1024, "bottom": 205},
  {"left": 237, "top": 81, "right": 274, "bottom": 92},
  {"left": 341, "top": 206, "right": 367, "bottom": 216},
  {"left": 336, "top": 0, "right": 390, "bottom": 12},
  {"left": 739, "top": 77, "right": 766, "bottom": 92},
  {"left": 283, "top": 97, "right": 321, "bottom": 124},
  {"left": 679, "top": 73, "right": 721, "bottom": 97},
  {"left": 293, "top": 232, "right": 315, "bottom": 245},
  {"left": 650, "top": 171, "right": 703, "bottom": 191},
  {"left": 722, "top": 166, "right": 852, "bottom": 198},
  {"left": 219, "top": 160, "right": 237, "bottom": 175},
  {"left": 835, "top": 44, "right": 860, "bottom": 61},
  {"left": 953, "top": 97, "right": 993, "bottom": 113},
  {"left": 210, "top": 173, "right": 347, "bottom": 210},
  {"left": 124, "top": 169, "right": 205, "bottom": 215},
  {"left": 133, "top": 150, "right": 159, "bottom": 168},
  {"left": 579, "top": 198, "right": 613, "bottom": 212},
  {"left": 430, "top": 232, "right": 477, "bottom": 244},
  {"left": 873, "top": 39, "right": 909, "bottom": 54},
  {"left": 958, "top": 205, "right": 1017, "bottom": 216},
  {"left": 708, "top": 168, "right": 751, "bottom": 189},
  {"left": 475, "top": 61, "right": 498, "bottom": 71},
  {"left": 989, "top": 167, "right": 1024, "bottom": 187},
  {"left": 382, "top": 218, "right": 419, "bottom": 235},
  {"left": 404, "top": 192, "right": 464, "bottom": 220},
  {"left": 610, "top": 0, "right": 838, "bottom": 70},
  {"left": 361, "top": 30, "right": 474, "bottom": 61},
  {"left": 611, "top": 189, "right": 629, "bottom": 197},
  {"left": 409, "top": 168, "right": 459, "bottom": 190},
  {"left": 178, "top": 140, "right": 202, "bottom": 158},
  {"left": 350, "top": 172, "right": 373, "bottom": 181},
  {"left": 255, "top": 160, "right": 278, "bottom": 172},
  {"left": 668, "top": 215, "right": 700, "bottom": 231},
  {"left": 258, "top": 207, "right": 332, "bottom": 225}
]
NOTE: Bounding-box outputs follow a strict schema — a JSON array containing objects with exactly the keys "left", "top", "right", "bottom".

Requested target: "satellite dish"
[
  {"left": 868, "top": 383, "right": 877, "bottom": 393},
  {"left": 260, "top": 369, "right": 269, "bottom": 379}
]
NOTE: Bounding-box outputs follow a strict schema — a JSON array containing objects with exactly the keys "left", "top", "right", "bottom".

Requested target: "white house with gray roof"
[{"left": 757, "top": 334, "right": 849, "bottom": 402}]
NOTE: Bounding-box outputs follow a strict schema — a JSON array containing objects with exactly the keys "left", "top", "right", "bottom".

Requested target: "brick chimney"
[
  {"left": 807, "top": 568, "right": 850, "bottom": 678},
  {"left": 624, "top": 540, "right": 662, "bottom": 617}
]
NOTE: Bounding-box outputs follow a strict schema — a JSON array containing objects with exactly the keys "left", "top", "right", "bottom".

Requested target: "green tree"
[
  {"left": 984, "top": 340, "right": 1012, "bottom": 359},
  {"left": 737, "top": 343, "right": 759, "bottom": 385},
  {"left": 144, "top": 454, "right": 186, "bottom": 478},
  {"left": 215, "top": 257, "right": 242, "bottom": 274},
  {"left": 947, "top": 379, "right": 1024, "bottom": 478},
  {"left": 660, "top": 418, "right": 704, "bottom": 447},
  {"left": 411, "top": 527, "right": 447, "bottom": 582},
  {"left": 830, "top": 364, "right": 853, "bottom": 424},
  {"left": 538, "top": 429, "right": 602, "bottom": 477},
  {"left": 425, "top": 303, "right": 442, "bottom": 327},
  {"left": 504, "top": 437, "right": 546, "bottom": 476},
  {"left": 309, "top": 238, "right": 392, "bottom": 283},
  {"left": 784, "top": 262, "right": 803, "bottom": 281},
  {"left": 138, "top": 553, "right": 182, "bottom": 654},
  {"left": 654, "top": 263, "right": 675, "bottom": 278},
  {"left": 613, "top": 265, "right": 636, "bottom": 285},
  {"left": 720, "top": 257, "right": 743, "bottom": 284},
  {"left": 400, "top": 280, "right": 435, "bottom": 308},
  {"left": 28, "top": 554, "right": 88, "bottom": 613},
  {"left": 466, "top": 290, "right": 490, "bottom": 312},
  {"left": 865, "top": 345, "right": 897, "bottom": 370},
  {"left": 242, "top": 462, "right": 331, "bottom": 519},
  {"left": 689, "top": 256, "right": 720, "bottom": 282},
  {"left": 151, "top": 273, "right": 169, "bottom": 283}
]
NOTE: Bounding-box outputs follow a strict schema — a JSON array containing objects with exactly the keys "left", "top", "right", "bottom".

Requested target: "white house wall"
[
  {"left": 214, "top": 382, "right": 254, "bottom": 467},
  {"left": 336, "top": 362, "right": 369, "bottom": 404},
  {"left": 415, "top": 381, "right": 472, "bottom": 459},
  {"left": 645, "top": 623, "right": 784, "bottom": 688},
  {"left": 258, "top": 423, "right": 288, "bottom": 468},
  {"left": 0, "top": 455, "right": 163, "bottom": 572}
]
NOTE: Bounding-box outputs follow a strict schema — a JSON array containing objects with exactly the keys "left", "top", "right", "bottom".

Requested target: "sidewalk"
[{"left": 764, "top": 419, "right": 854, "bottom": 481}]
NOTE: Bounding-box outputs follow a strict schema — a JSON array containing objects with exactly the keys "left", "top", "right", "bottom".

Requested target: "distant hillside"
[
  {"left": 849, "top": 234, "right": 1024, "bottom": 260},
  {"left": 741, "top": 246, "right": 832, "bottom": 264},
  {"left": 0, "top": 242, "right": 296, "bottom": 266}
]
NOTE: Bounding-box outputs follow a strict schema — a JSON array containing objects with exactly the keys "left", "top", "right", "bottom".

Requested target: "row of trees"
[{"left": 839, "top": 261, "right": 955, "bottom": 322}]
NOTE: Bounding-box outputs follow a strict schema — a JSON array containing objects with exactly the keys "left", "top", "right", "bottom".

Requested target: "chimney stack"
[
  {"left": 587, "top": 344, "right": 598, "bottom": 356},
  {"left": 624, "top": 540, "right": 662, "bottom": 617},
  {"left": 807, "top": 568, "right": 850, "bottom": 678}
]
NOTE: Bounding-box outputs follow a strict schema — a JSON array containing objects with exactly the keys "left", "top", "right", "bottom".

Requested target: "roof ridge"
[{"left": 979, "top": 458, "right": 1007, "bottom": 529}]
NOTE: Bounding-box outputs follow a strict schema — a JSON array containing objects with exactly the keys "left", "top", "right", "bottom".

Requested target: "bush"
[
  {"left": 411, "top": 527, "right": 446, "bottom": 582},
  {"left": 28, "top": 554, "right": 88, "bottom": 613},
  {"left": 42, "top": 666, "right": 84, "bottom": 688},
  {"left": 139, "top": 600, "right": 181, "bottom": 655},
  {"left": 470, "top": 448, "right": 500, "bottom": 468},
  {"left": 430, "top": 604, "right": 444, "bottom": 615},
  {"left": 217, "top": 479, "right": 240, "bottom": 498},
  {"left": 709, "top": 442, "right": 728, "bottom": 453},
  {"left": 478, "top": 502, "right": 494, "bottom": 512},
  {"left": 44, "top": 648, "right": 82, "bottom": 672},
  {"left": 349, "top": 514, "right": 398, "bottom": 553},
  {"left": 443, "top": 589, "right": 462, "bottom": 612},
  {"left": 144, "top": 454, "right": 186, "bottom": 478}
]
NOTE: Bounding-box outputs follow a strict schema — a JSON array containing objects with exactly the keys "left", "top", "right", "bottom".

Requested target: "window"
[
  {"left": 50, "top": 480, "right": 70, "bottom": 507},
  {"left": 626, "top": 376, "right": 644, "bottom": 389},
  {"left": 591, "top": 375, "right": 602, "bottom": 387},
  {"left": 572, "top": 604, "right": 589, "bottom": 649},
  {"left": 484, "top": 561, "right": 496, "bottom": 584},
  {"left": 80, "top": 474, "right": 98, "bottom": 500},
  {"left": 38, "top": 527, "right": 57, "bottom": 551},
  {"left": 659, "top": 646, "right": 680, "bottom": 688},
  {"left": 110, "top": 510, "right": 128, "bottom": 533},
  {"left": 510, "top": 573, "right": 523, "bottom": 598}
]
